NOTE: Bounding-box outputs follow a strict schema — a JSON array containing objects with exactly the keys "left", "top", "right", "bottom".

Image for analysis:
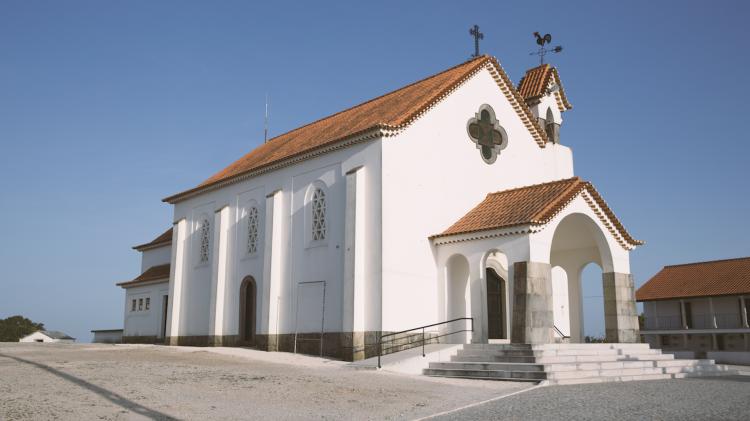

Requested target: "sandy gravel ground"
[{"left": 0, "top": 343, "right": 529, "bottom": 420}]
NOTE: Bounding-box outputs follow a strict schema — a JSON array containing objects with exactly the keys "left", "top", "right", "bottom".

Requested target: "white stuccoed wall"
[
  {"left": 170, "top": 140, "right": 382, "bottom": 338},
  {"left": 123, "top": 281, "right": 169, "bottom": 338},
  {"left": 380, "top": 66, "right": 573, "bottom": 332},
  {"left": 140, "top": 246, "right": 171, "bottom": 272}
]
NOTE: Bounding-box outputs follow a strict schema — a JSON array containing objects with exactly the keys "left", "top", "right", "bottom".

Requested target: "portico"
[{"left": 432, "top": 177, "right": 642, "bottom": 346}]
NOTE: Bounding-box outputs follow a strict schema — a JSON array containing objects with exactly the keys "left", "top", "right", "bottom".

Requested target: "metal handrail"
[
  {"left": 377, "top": 317, "right": 473, "bottom": 369},
  {"left": 553, "top": 325, "right": 569, "bottom": 339}
]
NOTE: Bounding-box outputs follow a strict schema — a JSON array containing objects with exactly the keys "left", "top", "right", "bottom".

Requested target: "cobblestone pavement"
[
  {"left": 428, "top": 375, "right": 750, "bottom": 421},
  {"left": 0, "top": 343, "right": 529, "bottom": 420}
]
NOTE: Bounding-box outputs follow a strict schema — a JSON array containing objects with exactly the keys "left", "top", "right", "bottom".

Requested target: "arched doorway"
[
  {"left": 486, "top": 268, "right": 507, "bottom": 339},
  {"left": 239, "top": 276, "right": 257, "bottom": 344},
  {"left": 549, "top": 213, "right": 614, "bottom": 343}
]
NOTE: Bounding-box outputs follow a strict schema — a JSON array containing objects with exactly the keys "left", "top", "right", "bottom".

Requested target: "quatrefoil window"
[{"left": 466, "top": 104, "right": 508, "bottom": 164}]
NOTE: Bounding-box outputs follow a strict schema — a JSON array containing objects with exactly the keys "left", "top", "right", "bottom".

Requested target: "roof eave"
[
  {"left": 117, "top": 277, "right": 169, "bottom": 289},
  {"left": 162, "top": 126, "right": 391, "bottom": 204}
]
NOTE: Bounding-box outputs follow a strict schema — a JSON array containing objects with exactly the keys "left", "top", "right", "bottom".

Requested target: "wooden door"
[{"left": 486, "top": 268, "right": 506, "bottom": 339}]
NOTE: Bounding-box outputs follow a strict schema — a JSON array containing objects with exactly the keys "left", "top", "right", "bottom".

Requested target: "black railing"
[
  {"left": 553, "top": 325, "right": 569, "bottom": 339},
  {"left": 377, "top": 317, "right": 473, "bottom": 369}
]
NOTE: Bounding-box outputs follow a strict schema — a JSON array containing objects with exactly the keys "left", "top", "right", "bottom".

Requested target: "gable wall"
[{"left": 380, "top": 67, "right": 574, "bottom": 331}]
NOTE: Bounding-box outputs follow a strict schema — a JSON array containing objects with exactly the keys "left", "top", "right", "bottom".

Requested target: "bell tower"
[{"left": 517, "top": 64, "right": 572, "bottom": 144}]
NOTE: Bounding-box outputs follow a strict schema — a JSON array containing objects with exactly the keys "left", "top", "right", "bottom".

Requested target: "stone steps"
[
  {"left": 423, "top": 344, "right": 737, "bottom": 385},
  {"left": 422, "top": 367, "right": 546, "bottom": 381}
]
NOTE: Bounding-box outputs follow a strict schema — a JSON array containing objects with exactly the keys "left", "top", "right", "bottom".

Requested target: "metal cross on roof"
[{"left": 469, "top": 25, "right": 484, "bottom": 58}]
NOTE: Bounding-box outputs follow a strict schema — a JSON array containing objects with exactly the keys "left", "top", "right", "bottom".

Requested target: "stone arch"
[{"left": 239, "top": 276, "right": 257, "bottom": 344}]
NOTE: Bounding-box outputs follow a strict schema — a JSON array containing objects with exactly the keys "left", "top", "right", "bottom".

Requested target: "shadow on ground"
[{"left": 0, "top": 353, "right": 175, "bottom": 420}]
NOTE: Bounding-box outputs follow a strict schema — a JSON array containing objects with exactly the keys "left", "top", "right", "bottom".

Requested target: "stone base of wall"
[
  {"left": 163, "top": 331, "right": 431, "bottom": 362},
  {"left": 122, "top": 335, "right": 162, "bottom": 344}
]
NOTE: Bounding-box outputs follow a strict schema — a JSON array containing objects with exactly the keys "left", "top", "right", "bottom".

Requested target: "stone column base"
[
  {"left": 603, "top": 272, "right": 640, "bottom": 343},
  {"left": 511, "top": 261, "right": 554, "bottom": 344}
]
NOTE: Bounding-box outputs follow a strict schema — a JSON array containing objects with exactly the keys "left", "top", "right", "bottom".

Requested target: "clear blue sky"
[{"left": 1, "top": 1, "right": 748, "bottom": 342}]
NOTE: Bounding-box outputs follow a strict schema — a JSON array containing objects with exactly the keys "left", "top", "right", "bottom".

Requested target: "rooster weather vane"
[{"left": 531, "top": 32, "right": 563, "bottom": 65}]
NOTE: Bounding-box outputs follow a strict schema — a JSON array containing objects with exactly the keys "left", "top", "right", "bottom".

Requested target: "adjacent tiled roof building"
[
  {"left": 117, "top": 264, "right": 171, "bottom": 288},
  {"left": 636, "top": 257, "right": 750, "bottom": 301},
  {"left": 132, "top": 228, "right": 172, "bottom": 251}
]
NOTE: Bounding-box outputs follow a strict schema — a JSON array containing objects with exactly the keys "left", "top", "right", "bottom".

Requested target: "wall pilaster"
[{"left": 166, "top": 218, "right": 187, "bottom": 345}]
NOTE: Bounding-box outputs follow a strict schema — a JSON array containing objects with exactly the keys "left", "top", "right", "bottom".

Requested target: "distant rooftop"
[{"left": 636, "top": 256, "right": 750, "bottom": 301}]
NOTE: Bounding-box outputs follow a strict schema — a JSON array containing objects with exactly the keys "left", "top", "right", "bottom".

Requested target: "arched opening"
[
  {"left": 239, "top": 276, "right": 257, "bottom": 344},
  {"left": 544, "top": 107, "right": 559, "bottom": 143},
  {"left": 549, "top": 213, "right": 614, "bottom": 343},
  {"left": 445, "top": 254, "right": 470, "bottom": 343},
  {"left": 551, "top": 266, "right": 570, "bottom": 339},
  {"left": 581, "top": 262, "right": 605, "bottom": 342}
]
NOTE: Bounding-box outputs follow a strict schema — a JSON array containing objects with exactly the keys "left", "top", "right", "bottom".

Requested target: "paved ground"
[
  {"left": 427, "top": 376, "right": 750, "bottom": 421},
  {"left": 0, "top": 343, "right": 528, "bottom": 420},
  {"left": 2, "top": 343, "right": 747, "bottom": 421}
]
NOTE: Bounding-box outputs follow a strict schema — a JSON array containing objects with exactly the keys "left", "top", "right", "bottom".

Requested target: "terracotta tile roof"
[
  {"left": 431, "top": 177, "right": 642, "bottom": 248},
  {"left": 636, "top": 257, "right": 750, "bottom": 301},
  {"left": 132, "top": 228, "right": 172, "bottom": 251},
  {"left": 164, "top": 55, "right": 549, "bottom": 203},
  {"left": 117, "top": 264, "right": 170, "bottom": 288},
  {"left": 517, "top": 64, "right": 572, "bottom": 111}
]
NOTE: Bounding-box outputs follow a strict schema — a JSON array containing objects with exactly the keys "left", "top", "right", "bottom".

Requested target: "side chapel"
[{"left": 117, "top": 54, "right": 642, "bottom": 360}]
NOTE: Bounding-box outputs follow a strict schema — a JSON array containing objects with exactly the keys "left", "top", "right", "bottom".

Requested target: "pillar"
[
  {"left": 342, "top": 167, "right": 366, "bottom": 361},
  {"left": 511, "top": 261, "right": 553, "bottom": 344},
  {"left": 708, "top": 297, "right": 717, "bottom": 329},
  {"left": 208, "top": 206, "right": 230, "bottom": 346},
  {"left": 680, "top": 299, "right": 688, "bottom": 329},
  {"left": 602, "top": 272, "right": 640, "bottom": 343},
  {"left": 166, "top": 218, "right": 187, "bottom": 345},
  {"left": 741, "top": 296, "right": 749, "bottom": 328},
  {"left": 259, "top": 190, "right": 283, "bottom": 351}
]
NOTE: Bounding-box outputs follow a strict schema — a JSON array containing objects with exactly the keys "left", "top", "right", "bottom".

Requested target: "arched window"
[
  {"left": 545, "top": 107, "right": 558, "bottom": 143},
  {"left": 311, "top": 188, "right": 327, "bottom": 241},
  {"left": 198, "top": 216, "right": 211, "bottom": 263},
  {"left": 246, "top": 206, "right": 259, "bottom": 255}
]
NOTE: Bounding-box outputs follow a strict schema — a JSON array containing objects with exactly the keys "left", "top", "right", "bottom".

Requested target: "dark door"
[
  {"left": 240, "top": 277, "right": 257, "bottom": 344},
  {"left": 161, "top": 295, "right": 169, "bottom": 340},
  {"left": 486, "top": 268, "right": 506, "bottom": 339}
]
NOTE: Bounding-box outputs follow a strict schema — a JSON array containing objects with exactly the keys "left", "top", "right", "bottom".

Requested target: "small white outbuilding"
[{"left": 19, "top": 330, "right": 76, "bottom": 343}]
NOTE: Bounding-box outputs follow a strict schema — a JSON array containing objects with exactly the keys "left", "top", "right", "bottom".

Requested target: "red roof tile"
[
  {"left": 117, "top": 264, "right": 170, "bottom": 288},
  {"left": 517, "top": 64, "right": 572, "bottom": 110},
  {"left": 636, "top": 257, "right": 750, "bottom": 301},
  {"left": 164, "top": 55, "right": 549, "bottom": 203},
  {"left": 133, "top": 228, "right": 172, "bottom": 251},
  {"left": 432, "top": 177, "right": 641, "bottom": 248}
]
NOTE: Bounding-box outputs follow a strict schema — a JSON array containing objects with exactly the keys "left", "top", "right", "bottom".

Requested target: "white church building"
[{"left": 117, "top": 55, "right": 643, "bottom": 361}]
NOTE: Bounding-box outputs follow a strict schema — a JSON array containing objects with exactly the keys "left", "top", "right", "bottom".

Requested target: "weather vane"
[
  {"left": 530, "top": 32, "right": 563, "bottom": 65},
  {"left": 469, "top": 25, "right": 484, "bottom": 58}
]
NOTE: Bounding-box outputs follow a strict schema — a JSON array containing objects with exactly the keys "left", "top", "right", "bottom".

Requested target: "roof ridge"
[
  {"left": 257, "top": 55, "right": 489, "bottom": 146},
  {"left": 531, "top": 178, "right": 585, "bottom": 222},
  {"left": 486, "top": 177, "right": 579, "bottom": 196},
  {"left": 664, "top": 256, "right": 750, "bottom": 268}
]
